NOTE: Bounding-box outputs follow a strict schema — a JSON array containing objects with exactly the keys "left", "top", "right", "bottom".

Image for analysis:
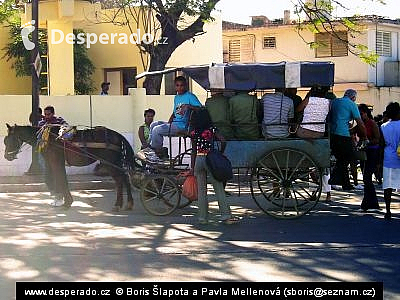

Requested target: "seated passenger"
[
  {"left": 261, "top": 88, "right": 294, "bottom": 139},
  {"left": 150, "top": 76, "right": 202, "bottom": 157},
  {"left": 284, "top": 88, "right": 303, "bottom": 124},
  {"left": 205, "top": 89, "right": 234, "bottom": 139},
  {"left": 138, "top": 108, "right": 159, "bottom": 150},
  {"left": 229, "top": 91, "right": 260, "bottom": 140},
  {"left": 296, "top": 85, "right": 330, "bottom": 139}
]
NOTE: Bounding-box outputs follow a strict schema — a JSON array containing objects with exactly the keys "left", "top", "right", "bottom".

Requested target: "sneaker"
[
  {"left": 198, "top": 219, "right": 216, "bottom": 225},
  {"left": 146, "top": 154, "right": 163, "bottom": 163},
  {"left": 354, "top": 184, "right": 364, "bottom": 190},
  {"left": 384, "top": 212, "right": 392, "bottom": 220},
  {"left": 50, "top": 198, "right": 64, "bottom": 207},
  {"left": 220, "top": 216, "right": 240, "bottom": 224},
  {"left": 142, "top": 147, "right": 154, "bottom": 153}
]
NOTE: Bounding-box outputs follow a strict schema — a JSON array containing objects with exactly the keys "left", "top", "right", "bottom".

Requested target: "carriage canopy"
[{"left": 136, "top": 61, "right": 335, "bottom": 91}]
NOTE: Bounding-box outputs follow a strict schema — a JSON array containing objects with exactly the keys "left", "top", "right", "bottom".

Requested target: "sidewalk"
[{"left": 0, "top": 173, "right": 115, "bottom": 193}]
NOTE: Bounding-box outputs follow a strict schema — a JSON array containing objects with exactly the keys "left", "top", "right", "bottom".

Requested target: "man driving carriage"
[{"left": 149, "top": 76, "right": 202, "bottom": 158}]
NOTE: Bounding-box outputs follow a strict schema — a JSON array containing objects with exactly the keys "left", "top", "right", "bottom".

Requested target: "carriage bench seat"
[{"left": 167, "top": 129, "right": 192, "bottom": 159}]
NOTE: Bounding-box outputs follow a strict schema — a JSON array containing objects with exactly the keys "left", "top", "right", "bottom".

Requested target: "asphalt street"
[{"left": 0, "top": 178, "right": 399, "bottom": 299}]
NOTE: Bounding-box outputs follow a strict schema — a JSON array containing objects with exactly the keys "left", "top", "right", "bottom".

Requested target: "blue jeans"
[{"left": 150, "top": 122, "right": 182, "bottom": 150}]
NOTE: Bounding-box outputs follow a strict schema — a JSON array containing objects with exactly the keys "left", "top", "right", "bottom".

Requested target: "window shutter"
[
  {"left": 377, "top": 31, "right": 392, "bottom": 57},
  {"left": 229, "top": 40, "right": 241, "bottom": 62},
  {"left": 315, "top": 31, "right": 348, "bottom": 57},
  {"left": 331, "top": 31, "right": 348, "bottom": 57},
  {"left": 315, "top": 32, "right": 331, "bottom": 57},
  {"left": 263, "top": 37, "right": 276, "bottom": 48}
]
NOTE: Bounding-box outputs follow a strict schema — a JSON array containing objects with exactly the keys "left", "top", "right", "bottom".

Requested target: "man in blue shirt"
[
  {"left": 329, "top": 89, "right": 367, "bottom": 190},
  {"left": 150, "top": 76, "right": 202, "bottom": 157}
]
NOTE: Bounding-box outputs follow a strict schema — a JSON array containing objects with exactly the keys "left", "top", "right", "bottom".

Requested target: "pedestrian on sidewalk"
[
  {"left": 380, "top": 102, "right": 400, "bottom": 220},
  {"left": 329, "top": 89, "right": 367, "bottom": 191},
  {"left": 358, "top": 104, "right": 381, "bottom": 212},
  {"left": 190, "top": 108, "right": 239, "bottom": 225}
]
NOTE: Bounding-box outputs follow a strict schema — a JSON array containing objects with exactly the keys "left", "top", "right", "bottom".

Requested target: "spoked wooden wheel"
[
  {"left": 140, "top": 174, "right": 181, "bottom": 216},
  {"left": 250, "top": 148, "right": 322, "bottom": 219}
]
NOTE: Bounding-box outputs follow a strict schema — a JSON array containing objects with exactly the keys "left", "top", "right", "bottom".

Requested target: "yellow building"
[
  {"left": 0, "top": 0, "right": 222, "bottom": 96},
  {"left": 223, "top": 14, "right": 400, "bottom": 113}
]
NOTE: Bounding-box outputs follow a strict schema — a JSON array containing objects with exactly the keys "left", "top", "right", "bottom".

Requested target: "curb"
[{"left": 0, "top": 174, "right": 115, "bottom": 193}]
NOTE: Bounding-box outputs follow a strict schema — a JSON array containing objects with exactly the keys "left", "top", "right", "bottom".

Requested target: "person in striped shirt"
[{"left": 261, "top": 88, "right": 294, "bottom": 139}]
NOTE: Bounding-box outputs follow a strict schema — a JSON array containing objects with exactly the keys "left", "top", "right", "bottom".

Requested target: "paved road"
[{"left": 0, "top": 182, "right": 399, "bottom": 299}]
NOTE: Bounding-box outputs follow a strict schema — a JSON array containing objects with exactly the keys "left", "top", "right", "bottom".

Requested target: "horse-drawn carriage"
[
  {"left": 133, "top": 61, "right": 335, "bottom": 219},
  {"left": 4, "top": 61, "right": 334, "bottom": 219}
]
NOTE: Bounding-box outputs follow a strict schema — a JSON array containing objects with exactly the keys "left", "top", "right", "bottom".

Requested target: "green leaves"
[{"left": 2, "top": 24, "right": 95, "bottom": 95}]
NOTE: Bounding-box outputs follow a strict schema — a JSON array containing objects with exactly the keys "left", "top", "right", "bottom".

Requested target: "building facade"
[
  {"left": 223, "top": 14, "right": 400, "bottom": 114},
  {"left": 0, "top": 0, "right": 222, "bottom": 96}
]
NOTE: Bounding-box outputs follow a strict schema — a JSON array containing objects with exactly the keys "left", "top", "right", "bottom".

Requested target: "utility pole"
[{"left": 26, "top": 0, "right": 41, "bottom": 175}]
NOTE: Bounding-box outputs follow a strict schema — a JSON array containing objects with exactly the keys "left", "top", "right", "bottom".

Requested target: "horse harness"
[{"left": 39, "top": 125, "right": 123, "bottom": 154}]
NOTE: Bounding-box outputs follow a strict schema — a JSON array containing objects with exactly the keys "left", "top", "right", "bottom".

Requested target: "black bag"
[
  {"left": 354, "top": 149, "right": 367, "bottom": 161},
  {"left": 206, "top": 149, "right": 233, "bottom": 182}
]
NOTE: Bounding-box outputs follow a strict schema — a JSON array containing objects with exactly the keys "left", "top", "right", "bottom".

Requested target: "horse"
[{"left": 4, "top": 124, "right": 136, "bottom": 210}]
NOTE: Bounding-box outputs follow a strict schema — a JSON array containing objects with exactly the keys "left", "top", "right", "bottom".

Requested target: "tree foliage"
[
  {"left": 293, "top": 0, "right": 382, "bottom": 65},
  {"left": 0, "top": 0, "right": 21, "bottom": 24},
  {"left": 2, "top": 24, "right": 95, "bottom": 95},
  {"left": 95, "top": 0, "right": 220, "bottom": 94},
  {"left": 73, "top": 29, "right": 96, "bottom": 95}
]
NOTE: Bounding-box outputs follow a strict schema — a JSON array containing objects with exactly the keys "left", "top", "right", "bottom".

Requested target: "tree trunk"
[{"left": 143, "top": 42, "right": 180, "bottom": 94}]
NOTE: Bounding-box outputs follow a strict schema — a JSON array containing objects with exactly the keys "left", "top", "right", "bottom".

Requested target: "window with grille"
[
  {"left": 315, "top": 31, "right": 348, "bottom": 57},
  {"left": 228, "top": 40, "right": 241, "bottom": 62},
  {"left": 376, "top": 31, "right": 392, "bottom": 57},
  {"left": 263, "top": 36, "right": 276, "bottom": 48}
]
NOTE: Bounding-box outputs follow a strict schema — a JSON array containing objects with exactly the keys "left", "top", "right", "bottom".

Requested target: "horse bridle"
[{"left": 4, "top": 134, "right": 24, "bottom": 158}]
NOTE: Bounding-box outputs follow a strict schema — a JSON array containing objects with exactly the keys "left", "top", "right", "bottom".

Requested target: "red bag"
[{"left": 182, "top": 175, "right": 198, "bottom": 201}]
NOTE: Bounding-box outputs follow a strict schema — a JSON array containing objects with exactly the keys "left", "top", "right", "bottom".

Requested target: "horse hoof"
[
  {"left": 63, "top": 201, "right": 73, "bottom": 209},
  {"left": 123, "top": 205, "right": 133, "bottom": 211},
  {"left": 112, "top": 206, "right": 121, "bottom": 212}
]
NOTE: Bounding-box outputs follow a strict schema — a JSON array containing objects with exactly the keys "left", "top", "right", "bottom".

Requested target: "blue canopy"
[{"left": 180, "top": 61, "right": 334, "bottom": 91}]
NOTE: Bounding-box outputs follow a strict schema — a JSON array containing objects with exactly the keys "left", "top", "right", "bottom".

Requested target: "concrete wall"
[
  {"left": 0, "top": 28, "right": 32, "bottom": 95},
  {"left": 1, "top": 85, "right": 397, "bottom": 176},
  {"left": 0, "top": 89, "right": 206, "bottom": 176}
]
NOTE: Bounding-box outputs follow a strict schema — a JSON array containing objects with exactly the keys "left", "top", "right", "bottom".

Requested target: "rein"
[
  {"left": 5, "top": 131, "right": 31, "bottom": 157},
  {"left": 69, "top": 142, "right": 121, "bottom": 152}
]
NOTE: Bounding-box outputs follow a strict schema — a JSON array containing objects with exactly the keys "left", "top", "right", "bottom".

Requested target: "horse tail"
[{"left": 119, "top": 133, "right": 139, "bottom": 170}]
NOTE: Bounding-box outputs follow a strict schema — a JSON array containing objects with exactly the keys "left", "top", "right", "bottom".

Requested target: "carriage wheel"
[
  {"left": 171, "top": 149, "right": 193, "bottom": 208},
  {"left": 140, "top": 175, "right": 181, "bottom": 216},
  {"left": 250, "top": 148, "right": 322, "bottom": 219}
]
